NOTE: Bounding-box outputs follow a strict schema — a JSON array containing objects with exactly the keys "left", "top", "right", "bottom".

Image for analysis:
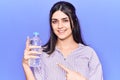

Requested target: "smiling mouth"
[{"left": 58, "top": 29, "right": 66, "bottom": 34}]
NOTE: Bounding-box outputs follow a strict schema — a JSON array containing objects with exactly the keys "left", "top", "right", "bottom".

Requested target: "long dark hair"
[{"left": 42, "top": 1, "right": 85, "bottom": 54}]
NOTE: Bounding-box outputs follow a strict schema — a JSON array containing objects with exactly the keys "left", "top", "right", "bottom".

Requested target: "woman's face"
[{"left": 51, "top": 10, "right": 73, "bottom": 40}]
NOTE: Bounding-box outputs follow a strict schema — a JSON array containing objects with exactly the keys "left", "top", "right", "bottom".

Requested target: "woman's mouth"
[{"left": 58, "top": 29, "right": 66, "bottom": 34}]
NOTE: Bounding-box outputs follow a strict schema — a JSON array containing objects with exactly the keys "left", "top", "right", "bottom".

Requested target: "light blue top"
[{"left": 33, "top": 44, "right": 103, "bottom": 80}]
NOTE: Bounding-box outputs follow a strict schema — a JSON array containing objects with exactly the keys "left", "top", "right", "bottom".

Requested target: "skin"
[
  {"left": 22, "top": 10, "right": 87, "bottom": 80},
  {"left": 51, "top": 10, "right": 72, "bottom": 41}
]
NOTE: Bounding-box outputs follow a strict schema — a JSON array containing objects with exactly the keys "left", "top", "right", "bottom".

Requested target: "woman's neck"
[
  {"left": 56, "top": 37, "right": 78, "bottom": 50},
  {"left": 56, "top": 38, "right": 79, "bottom": 58}
]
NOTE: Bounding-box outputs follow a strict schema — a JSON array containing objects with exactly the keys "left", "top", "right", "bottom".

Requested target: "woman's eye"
[
  {"left": 52, "top": 20, "right": 57, "bottom": 24},
  {"left": 63, "top": 19, "right": 69, "bottom": 22}
]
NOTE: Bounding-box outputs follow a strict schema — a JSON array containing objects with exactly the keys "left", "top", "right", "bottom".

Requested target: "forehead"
[{"left": 52, "top": 10, "right": 69, "bottom": 19}]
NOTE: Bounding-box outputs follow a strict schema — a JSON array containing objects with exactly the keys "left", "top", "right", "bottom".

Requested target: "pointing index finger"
[{"left": 58, "top": 64, "right": 70, "bottom": 73}]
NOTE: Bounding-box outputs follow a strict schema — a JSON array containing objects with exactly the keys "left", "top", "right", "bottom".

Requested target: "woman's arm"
[{"left": 22, "top": 59, "right": 35, "bottom": 80}]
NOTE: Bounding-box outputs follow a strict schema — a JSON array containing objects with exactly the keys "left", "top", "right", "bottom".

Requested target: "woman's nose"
[{"left": 58, "top": 21, "right": 63, "bottom": 28}]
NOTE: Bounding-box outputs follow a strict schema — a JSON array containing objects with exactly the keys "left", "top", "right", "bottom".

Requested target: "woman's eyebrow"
[
  {"left": 51, "top": 18, "right": 57, "bottom": 20},
  {"left": 62, "top": 17, "right": 69, "bottom": 20}
]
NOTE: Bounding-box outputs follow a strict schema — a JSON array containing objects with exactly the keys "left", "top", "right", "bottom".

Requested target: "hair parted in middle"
[{"left": 42, "top": 1, "right": 85, "bottom": 54}]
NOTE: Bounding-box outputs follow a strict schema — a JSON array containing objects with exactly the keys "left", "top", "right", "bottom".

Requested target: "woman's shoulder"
[
  {"left": 79, "top": 43, "right": 94, "bottom": 50},
  {"left": 78, "top": 43, "right": 97, "bottom": 55}
]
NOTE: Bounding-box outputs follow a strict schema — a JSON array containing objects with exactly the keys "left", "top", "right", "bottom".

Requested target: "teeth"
[
  {"left": 59, "top": 30, "right": 64, "bottom": 33},
  {"left": 58, "top": 30, "right": 65, "bottom": 33}
]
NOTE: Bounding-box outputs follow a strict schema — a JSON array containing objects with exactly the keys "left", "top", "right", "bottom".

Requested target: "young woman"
[{"left": 22, "top": 1, "right": 103, "bottom": 80}]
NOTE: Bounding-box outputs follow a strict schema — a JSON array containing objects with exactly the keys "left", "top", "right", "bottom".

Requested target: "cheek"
[
  {"left": 51, "top": 25, "right": 57, "bottom": 33},
  {"left": 64, "top": 22, "right": 71, "bottom": 29}
]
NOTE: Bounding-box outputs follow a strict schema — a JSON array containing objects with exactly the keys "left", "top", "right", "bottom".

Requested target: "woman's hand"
[
  {"left": 22, "top": 36, "right": 43, "bottom": 80},
  {"left": 58, "top": 64, "right": 87, "bottom": 80},
  {"left": 22, "top": 36, "right": 42, "bottom": 66}
]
